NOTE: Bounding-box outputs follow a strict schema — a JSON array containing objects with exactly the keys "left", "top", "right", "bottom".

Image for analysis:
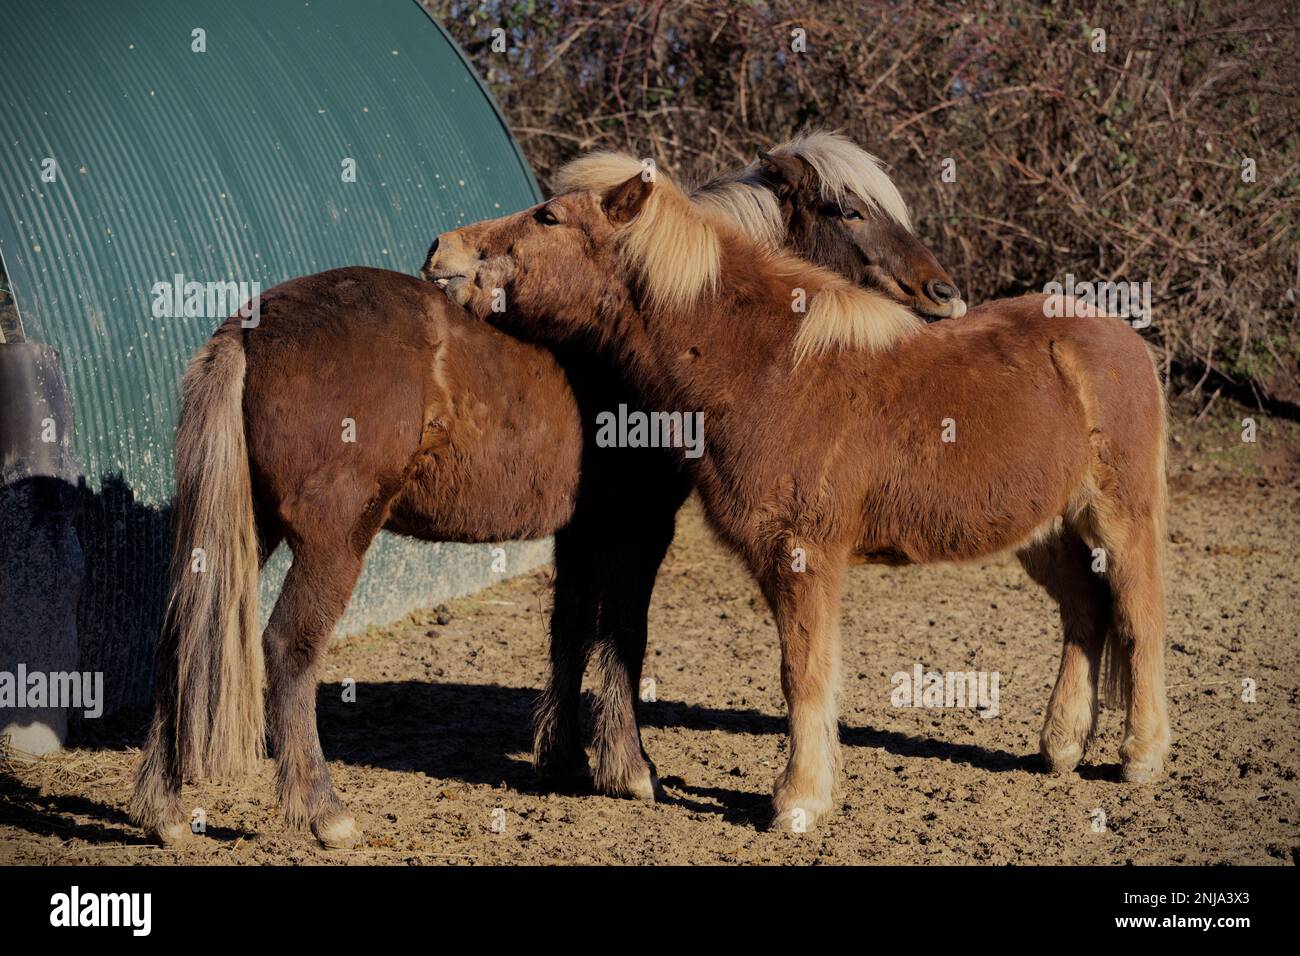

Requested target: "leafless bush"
[{"left": 427, "top": 0, "right": 1300, "bottom": 405}]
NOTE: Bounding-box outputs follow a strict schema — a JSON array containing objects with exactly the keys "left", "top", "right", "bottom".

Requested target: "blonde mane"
[
  {"left": 690, "top": 175, "right": 785, "bottom": 247},
  {"left": 555, "top": 150, "right": 920, "bottom": 359},
  {"left": 773, "top": 129, "right": 913, "bottom": 230},
  {"left": 689, "top": 129, "right": 912, "bottom": 244},
  {"left": 794, "top": 278, "right": 922, "bottom": 365},
  {"left": 752, "top": 246, "right": 922, "bottom": 364},
  {"left": 555, "top": 152, "right": 721, "bottom": 314}
]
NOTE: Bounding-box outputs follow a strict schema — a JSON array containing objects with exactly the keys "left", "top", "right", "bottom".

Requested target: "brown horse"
[
  {"left": 533, "top": 131, "right": 965, "bottom": 796},
  {"left": 693, "top": 131, "right": 966, "bottom": 320},
  {"left": 425, "top": 152, "right": 1171, "bottom": 830},
  {"left": 130, "top": 136, "right": 958, "bottom": 847}
]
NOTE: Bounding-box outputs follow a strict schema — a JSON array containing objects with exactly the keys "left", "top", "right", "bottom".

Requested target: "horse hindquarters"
[{"left": 253, "top": 429, "right": 413, "bottom": 847}]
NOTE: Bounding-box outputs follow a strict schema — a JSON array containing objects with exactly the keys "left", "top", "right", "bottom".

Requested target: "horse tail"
[{"left": 154, "top": 331, "right": 265, "bottom": 779}]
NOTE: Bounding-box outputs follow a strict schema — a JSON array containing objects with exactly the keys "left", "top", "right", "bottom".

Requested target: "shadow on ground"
[
  {"left": 2, "top": 678, "right": 1047, "bottom": 844},
  {"left": 313, "top": 679, "right": 1043, "bottom": 788}
]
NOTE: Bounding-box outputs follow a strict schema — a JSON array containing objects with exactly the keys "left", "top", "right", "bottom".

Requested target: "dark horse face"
[{"left": 753, "top": 150, "right": 965, "bottom": 320}]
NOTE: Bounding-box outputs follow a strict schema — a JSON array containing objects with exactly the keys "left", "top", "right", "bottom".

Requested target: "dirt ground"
[{"left": 2, "top": 403, "right": 1297, "bottom": 865}]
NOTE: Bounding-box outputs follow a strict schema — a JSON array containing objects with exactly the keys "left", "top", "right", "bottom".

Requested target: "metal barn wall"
[{"left": 0, "top": 0, "right": 549, "bottom": 717}]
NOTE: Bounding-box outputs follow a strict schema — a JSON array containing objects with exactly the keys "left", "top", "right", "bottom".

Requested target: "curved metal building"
[{"left": 0, "top": 0, "right": 547, "bottom": 727}]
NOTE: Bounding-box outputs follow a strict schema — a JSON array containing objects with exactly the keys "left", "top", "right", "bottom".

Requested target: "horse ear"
[
  {"left": 602, "top": 173, "right": 654, "bottom": 225},
  {"left": 757, "top": 150, "right": 806, "bottom": 199}
]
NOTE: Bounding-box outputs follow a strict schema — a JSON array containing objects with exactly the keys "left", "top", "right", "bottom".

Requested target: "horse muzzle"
[
  {"left": 422, "top": 233, "right": 480, "bottom": 306},
  {"left": 918, "top": 279, "right": 967, "bottom": 320}
]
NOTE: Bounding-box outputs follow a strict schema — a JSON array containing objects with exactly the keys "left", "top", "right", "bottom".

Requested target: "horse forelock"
[
  {"left": 553, "top": 151, "right": 650, "bottom": 195},
  {"left": 775, "top": 129, "right": 913, "bottom": 232}
]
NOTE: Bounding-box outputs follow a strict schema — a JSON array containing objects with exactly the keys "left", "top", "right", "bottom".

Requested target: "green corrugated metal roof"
[{"left": 0, "top": 0, "right": 549, "bottom": 713}]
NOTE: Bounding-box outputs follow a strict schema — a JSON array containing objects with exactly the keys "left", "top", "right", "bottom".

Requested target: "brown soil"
[{"left": 2, "top": 403, "right": 1297, "bottom": 865}]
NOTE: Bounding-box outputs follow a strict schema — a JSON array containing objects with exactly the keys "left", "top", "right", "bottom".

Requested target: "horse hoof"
[
  {"left": 770, "top": 804, "right": 826, "bottom": 833},
  {"left": 154, "top": 821, "right": 191, "bottom": 846},
  {"left": 624, "top": 767, "right": 659, "bottom": 802},
  {"left": 312, "top": 812, "right": 362, "bottom": 849},
  {"left": 1120, "top": 760, "right": 1163, "bottom": 784},
  {"left": 1120, "top": 734, "right": 1167, "bottom": 784},
  {"left": 594, "top": 763, "right": 659, "bottom": 802},
  {"left": 770, "top": 790, "right": 832, "bottom": 833},
  {"left": 1040, "top": 741, "right": 1084, "bottom": 775}
]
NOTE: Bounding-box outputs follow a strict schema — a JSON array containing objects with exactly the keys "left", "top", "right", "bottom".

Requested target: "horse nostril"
[
  {"left": 926, "top": 280, "right": 956, "bottom": 303},
  {"left": 426, "top": 236, "right": 440, "bottom": 259}
]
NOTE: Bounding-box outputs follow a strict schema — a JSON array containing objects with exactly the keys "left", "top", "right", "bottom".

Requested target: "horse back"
[{"left": 849, "top": 294, "right": 1160, "bottom": 563}]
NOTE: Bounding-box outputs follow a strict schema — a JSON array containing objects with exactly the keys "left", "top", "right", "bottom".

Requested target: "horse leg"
[
  {"left": 1018, "top": 528, "right": 1112, "bottom": 773},
  {"left": 130, "top": 626, "right": 187, "bottom": 843},
  {"left": 263, "top": 542, "right": 366, "bottom": 847},
  {"left": 1093, "top": 510, "right": 1170, "bottom": 783},
  {"left": 588, "top": 515, "right": 676, "bottom": 801},
  {"left": 761, "top": 546, "right": 846, "bottom": 831},
  {"left": 532, "top": 525, "right": 598, "bottom": 786},
  {"left": 588, "top": 593, "right": 656, "bottom": 800}
]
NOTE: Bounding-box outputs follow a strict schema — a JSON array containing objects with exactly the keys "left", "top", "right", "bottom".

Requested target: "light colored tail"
[{"left": 166, "top": 333, "right": 265, "bottom": 778}]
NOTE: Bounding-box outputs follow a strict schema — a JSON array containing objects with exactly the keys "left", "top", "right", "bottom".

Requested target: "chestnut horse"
[
  {"left": 130, "top": 135, "right": 958, "bottom": 846},
  {"left": 425, "top": 153, "right": 1171, "bottom": 830}
]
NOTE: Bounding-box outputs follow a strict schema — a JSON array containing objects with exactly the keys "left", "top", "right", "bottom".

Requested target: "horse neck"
[{"left": 607, "top": 245, "right": 827, "bottom": 416}]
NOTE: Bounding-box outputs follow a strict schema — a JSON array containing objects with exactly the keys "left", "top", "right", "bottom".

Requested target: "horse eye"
[
  {"left": 536, "top": 207, "right": 560, "bottom": 226},
  {"left": 842, "top": 209, "right": 864, "bottom": 221}
]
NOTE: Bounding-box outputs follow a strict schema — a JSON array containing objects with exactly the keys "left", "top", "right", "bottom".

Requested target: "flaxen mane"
[
  {"left": 691, "top": 129, "right": 913, "bottom": 238},
  {"left": 690, "top": 174, "right": 785, "bottom": 247},
  {"left": 777, "top": 129, "right": 913, "bottom": 230},
  {"left": 555, "top": 151, "right": 921, "bottom": 360},
  {"left": 793, "top": 277, "right": 923, "bottom": 363},
  {"left": 555, "top": 152, "right": 721, "bottom": 314}
]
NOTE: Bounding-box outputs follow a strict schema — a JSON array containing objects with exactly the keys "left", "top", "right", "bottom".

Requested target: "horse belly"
[
  {"left": 854, "top": 496, "right": 1064, "bottom": 567},
  {"left": 854, "top": 430, "right": 1088, "bottom": 566},
  {"left": 383, "top": 437, "right": 579, "bottom": 544},
  {"left": 384, "top": 330, "right": 584, "bottom": 543}
]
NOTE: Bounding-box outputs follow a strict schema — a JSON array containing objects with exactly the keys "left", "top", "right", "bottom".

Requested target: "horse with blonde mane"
[
  {"left": 529, "top": 132, "right": 965, "bottom": 800},
  {"left": 426, "top": 153, "right": 1171, "bottom": 829},
  {"left": 131, "top": 135, "right": 958, "bottom": 847}
]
